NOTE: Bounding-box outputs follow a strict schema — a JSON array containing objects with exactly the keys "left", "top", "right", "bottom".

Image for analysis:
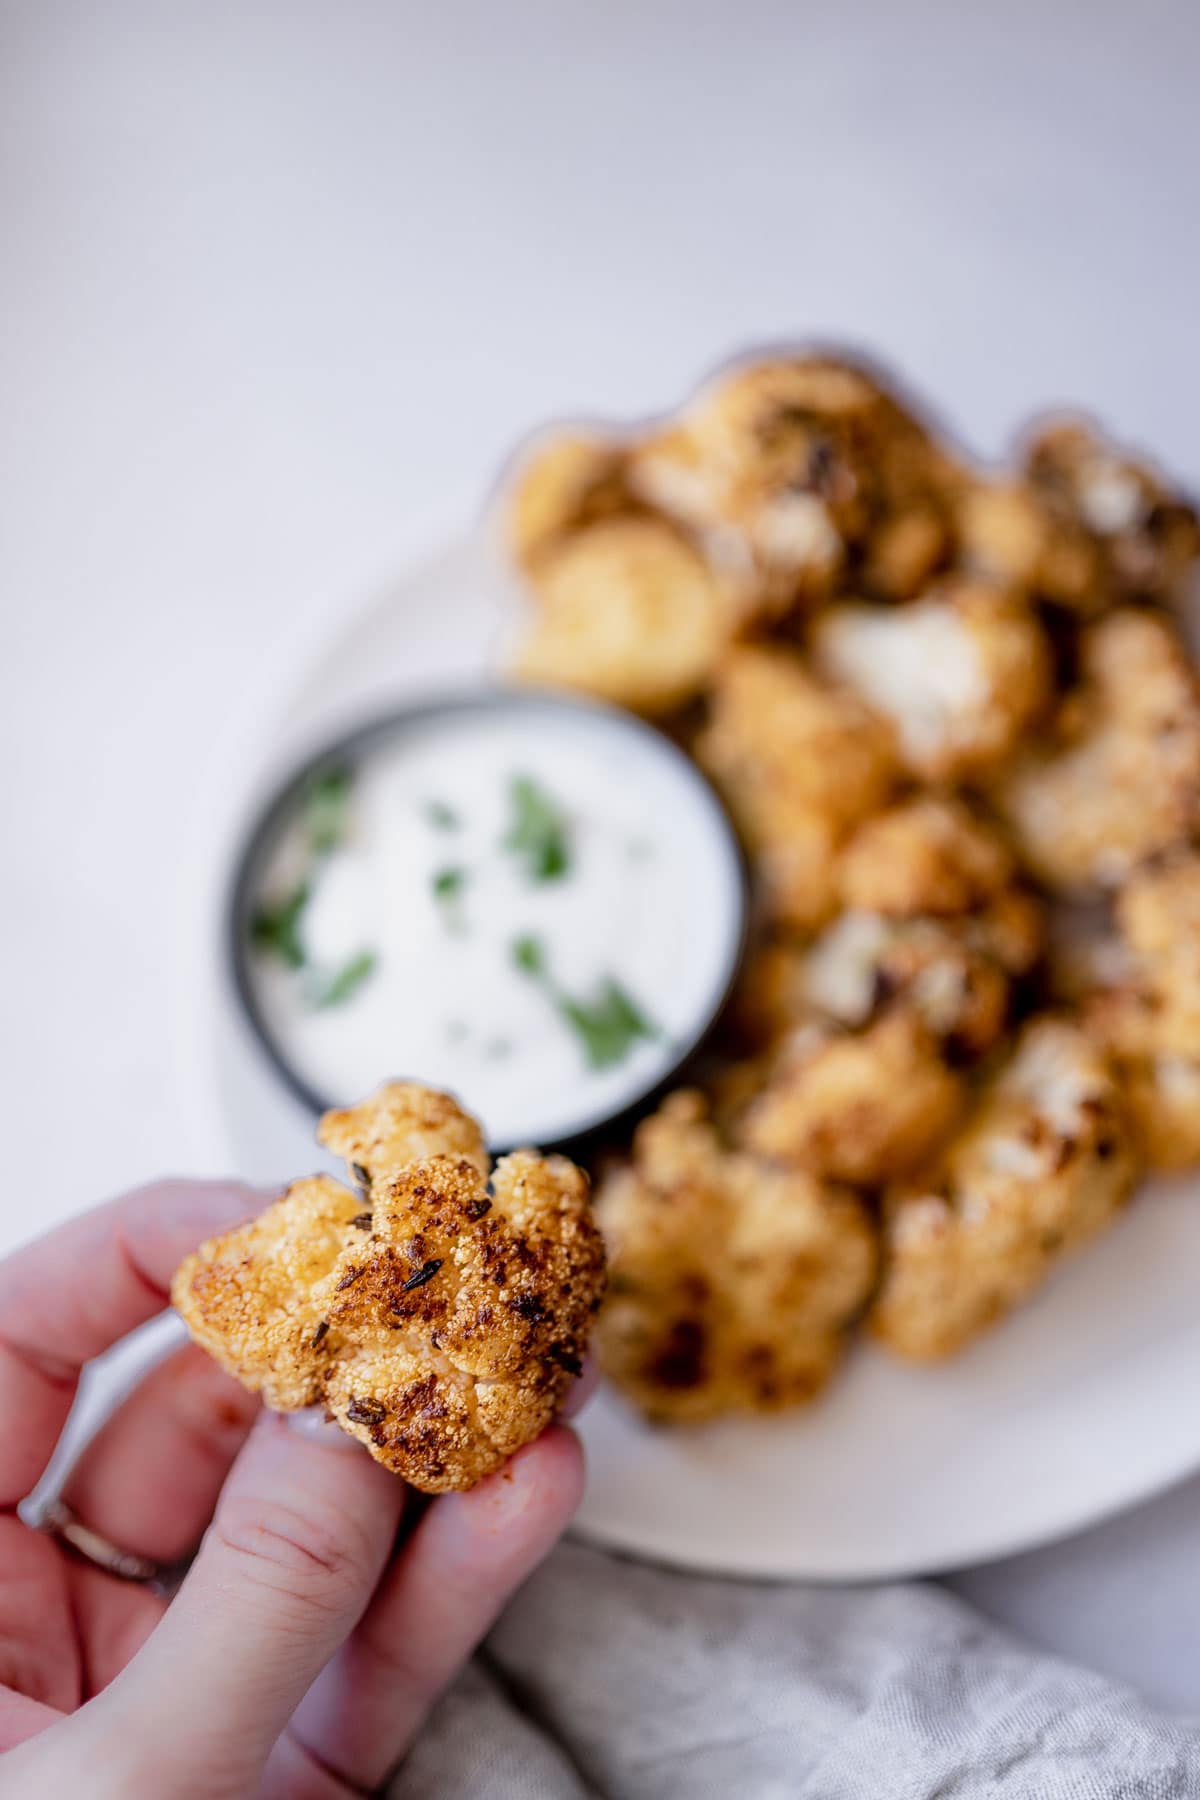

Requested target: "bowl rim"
[{"left": 225, "top": 684, "right": 751, "bottom": 1154}]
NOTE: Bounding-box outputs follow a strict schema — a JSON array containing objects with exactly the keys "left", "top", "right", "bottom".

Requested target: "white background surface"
[{"left": 3, "top": 0, "right": 1199, "bottom": 1712}]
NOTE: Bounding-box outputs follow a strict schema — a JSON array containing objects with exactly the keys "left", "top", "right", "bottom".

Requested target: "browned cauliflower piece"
[
  {"left": 871, "top": 1018, "right": 1138, "bottom": 1360},
  {"left": 812, "top": 580, "right": 1053, "bottom": 783},
  {"left": 993, "top": 609, "right": 1200, "bottom": 890},
  {"left": 730, "top": 801, "right": 1042, "bottom": 1061},
  {"left": 173, "top": 1082, "right": 606, "bottom": 1492},
  {"left": 954, "top": 475, "right": 1101, "bottom": 610},
  {"left": 628, "top": 353, "right": 956, "bottom": 620},
  {"left": 696, "top": 643, "right": 897, "bottom": 929},
  {"left": 1114, "top": 854, "right": 1200, "bottom": 1058},
  {"left": 506, "top": 431, "right": 634, "bottom": 571},
  {"left": 595, "top": 1091, "right": 877, "bottom": 1422},
  {"left": 1074, "top": 855, "right": 1200, "bottom": 1169},
  {"left": 1084, "top": 986, "right": 1200, "bottom": 1171},
  {"left": 513, "top": 515, "right": 735, "bottom": 715},
  {"left": 1024, "top": 417, "right": 1200, "bottom": 607},
  {"left": 733, "top": 1009, "right": 965, "bottom": 1187}
]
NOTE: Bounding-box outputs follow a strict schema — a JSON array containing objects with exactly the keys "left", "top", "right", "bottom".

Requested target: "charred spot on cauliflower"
[
  {"left": 172, "top": 1082, "right": 605, "bottom": 1491},
  {"left": 595, "top": 1091, "right": 877, "bottom": 1422},
  {"left": 871, "top": 1018, "right": 1138, "bottom": 1359}
]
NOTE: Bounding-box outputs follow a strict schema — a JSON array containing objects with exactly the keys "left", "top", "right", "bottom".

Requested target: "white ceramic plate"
[{"left": 199, "top": 534, "right": 1200, "bottom": 1581}]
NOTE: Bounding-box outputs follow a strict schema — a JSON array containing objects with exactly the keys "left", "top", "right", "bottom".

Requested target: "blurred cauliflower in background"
[{"left": 504, "top": 348, "right": 1200, "bottom": 1424}]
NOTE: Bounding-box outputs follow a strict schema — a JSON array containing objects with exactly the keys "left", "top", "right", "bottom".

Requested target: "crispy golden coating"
[
  {"left": 595, "top": 1091, "right": 877, "bottom": 1422},
  {"left": 994, "top": 609, "right": 1200, "bottom": 890},
  {"left": 872, "top": 1019, "right": 1137, "bottom": 1359},
  {"left": 875, "top": 1018, "right": 1137, "bottom": 1357},
  {"left": 507, "top": 432, "right": 634, "bottom": 571},
  {"left": 696, "top": 643, "right": 897, "bottom": 929},
  {"left": 812, "top": 580, "right": 1053, "bottom": 782},
  {"left": 733, "top": 1009, "right": 965, "bottom": 1186},
  {"left": 173, "top": 1083, "right": 605, "bottom": 1492},
  {"left": 1024, "top": 417, "right": 1200, "bottom": 607},
  {"left": 514, "top": 516, "right": 734, "bottom": 715}
]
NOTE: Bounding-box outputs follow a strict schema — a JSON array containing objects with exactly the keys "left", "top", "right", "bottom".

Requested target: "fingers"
[
  {"left": 91, "top": 1411, "right": 405, "bottom": 1796},
  {"left": 0, "top": 1179, "right": 263, "bottom": 1506},
  {"left": 60, "top": 1341, "right": 259, "bottom": 1565},
  {"left": 271, "top": 1425, "right": 584, "bottom": 1798},
  {"left": 0, "top": 1689, "right": 64, "bottom": 1754}
]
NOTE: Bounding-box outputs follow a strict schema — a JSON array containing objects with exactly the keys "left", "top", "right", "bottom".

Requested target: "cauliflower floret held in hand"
[
  {"left": 871, "top": 1019, "right": 1138, "bottom": 1360},
  {"left": 595, "top": 1091, "right": 877, "bottom": 1422},
  {"left": 172, "top": 1082, "right": 606, "bottom": 1492}
]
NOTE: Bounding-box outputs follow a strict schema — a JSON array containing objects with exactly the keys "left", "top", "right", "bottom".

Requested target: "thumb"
[{"left": 97, "top": 1410, "right": 406, "bottom": 1793}]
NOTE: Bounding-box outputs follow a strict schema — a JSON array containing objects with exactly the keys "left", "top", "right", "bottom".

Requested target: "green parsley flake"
[
  {"left": 562, "top": 979, "right": 658, "bottom": 1070},
  {"left": 250, "top": 882, "right": 310, "bottom": 969},
  {"left": 310, "top": 949, "right": 377, "bottom": 1009},
  {"left": 424, "top": 799, "right": 461, "bottom": 831},
  {"left": 510, "top": 934, "right": 657, "bottom": 1070},
  {"left": 304, "top": 764, "right": 353, "bottom": 855},
  {"left": 503, "top": 775, "right": 571, "bottom": 883}
]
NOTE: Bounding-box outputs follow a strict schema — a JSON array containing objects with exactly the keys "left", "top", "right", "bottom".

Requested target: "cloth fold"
[{"left": 392, "top": 1541, "right": 1200, "bottom": 1799}]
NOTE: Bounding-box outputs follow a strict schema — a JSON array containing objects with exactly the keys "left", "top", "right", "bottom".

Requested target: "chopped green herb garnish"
[
  {"left": 562, "top": 980, "right": 658, "bottom": 1070},
  {"left": 424, "top": 799, "right": 460, "bottom": 830},
  {"left": 304, "top": 763, "right": 353, "bottom": 855},
  {"left": 512, "top": 932, "right": 547, "bottom": 976},
  {"left": 432, "top": 865, "right": 468, "bottom": 933},
  {"left": 432, "top": 866, "right": 466, "bottom": 900},
  {"left": 510, "top": 934, "right": 657, "bottom": 1070},
  {"left": 503, "top": 775, "right": 571, "bottom": 883},
  {"left": 250, "top": 882, "right": 310, "bottom": 969},
  {"left": 310, "top": 949, "right": 377, "bottom": 1009}
]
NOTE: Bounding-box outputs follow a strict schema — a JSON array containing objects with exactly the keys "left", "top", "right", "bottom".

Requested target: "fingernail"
[{"left": 282, "top": 1406, "right": 359, "bottom": 1449}]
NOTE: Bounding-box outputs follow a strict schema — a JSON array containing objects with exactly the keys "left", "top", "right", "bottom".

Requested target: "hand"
[{"left": 0, "top": 1181, "right": 586, "bottom": 1797}]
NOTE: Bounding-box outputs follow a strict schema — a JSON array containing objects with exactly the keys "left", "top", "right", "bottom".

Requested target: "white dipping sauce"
[{"left": 248, "top": 699, "right": 744, "bottom": 1148}]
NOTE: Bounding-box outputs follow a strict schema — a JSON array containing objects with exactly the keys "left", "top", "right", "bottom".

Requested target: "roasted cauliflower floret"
[
  {"left": 730, "top": 801, "right": 1042, "bottom": 1060},
  {"left": 696, "top": 643, "right": 897, "bottom": 929},
  {"left": 1114, "top": 854, "right": 1200, "bottom": 1058},
  {"left": 955, "top": 475, "right": 1100, "bottom": 610},
  {"left": 733, "top": 1009, "right": 965, "bottom": 1186},
  {"left": 595, "top": 1091, "right": 877, "bottom": 1422},
  {"left": 994, "top": 608, "right": 1200, "bottom": 889},
  {"left": 629, "top": 353, "right": 956, "bottom": 619},
  {"left": 871, "top": 1018, "right": 1138, "bottom": 1359},
  {"left": 506, "top": 431, "right": 634, "bottom": 571},
  {"left": 812, "top": 580, "right": 1052, "bottom": 783},
  {"left": 514, "top": 516, "right": 734, "bottom": 715},
  {"left": 1074, "top": 855, "right": 1200, "bottom": 1169},
  {"left": 1024, "top": 417, "right": 1200, "bottom": 607},
  {"left": 1084, "top": 986, "right": 1200, "bottom": 1171},
  {"left": 172, "top": 1082, "right": 606, "bottom": 1492}
]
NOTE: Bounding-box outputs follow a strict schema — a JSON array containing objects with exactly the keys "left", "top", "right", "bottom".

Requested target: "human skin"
[{"left": 0, "top": 1180, "right": 588, "bottom": 1797}]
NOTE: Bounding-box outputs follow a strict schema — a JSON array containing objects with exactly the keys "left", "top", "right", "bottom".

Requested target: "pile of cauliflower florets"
[{"left": 507, "top": 350, "right": 1200, "bottom": 1422}]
